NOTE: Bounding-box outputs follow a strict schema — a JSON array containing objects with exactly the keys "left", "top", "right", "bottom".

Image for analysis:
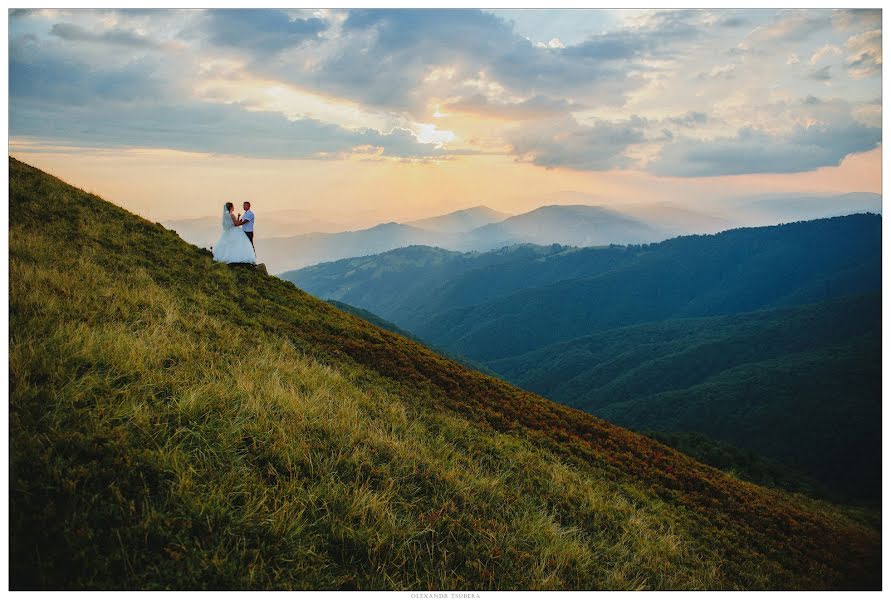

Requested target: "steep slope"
[
  {"left": 641, "top": 432, "right": 828, "bottom": 500},
  {"left": 325, "top": 299, "right": 497, "bottom": 377},
  {"left": 488, "top": 295, "right": 881, "bottom": 502},
  {"left": 325, "top": 299, "right": 424, "bottom": 341},
  {"left": 9, "top": 158, "right": 879, "bottom": 590}
]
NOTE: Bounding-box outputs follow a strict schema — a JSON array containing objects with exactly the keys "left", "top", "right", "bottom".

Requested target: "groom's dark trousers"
[{"left": 245, "top": 231, "right": 254, "bottom": 248}]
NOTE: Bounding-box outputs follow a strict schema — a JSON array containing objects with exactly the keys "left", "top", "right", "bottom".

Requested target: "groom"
[{"left": 241, "top": 201, "right": 255, "bottom": 248}]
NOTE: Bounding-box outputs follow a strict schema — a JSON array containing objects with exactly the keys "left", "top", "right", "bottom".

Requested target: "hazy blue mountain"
[
  {"left": 291, "top": 214, "right": 880, "bottom": 360},
  {"left": 730, "top": 192, "right": 882, "bottom": 225},
  {"left": 261, "top": 222, "right": 460, "bottom": 273},
  {"left": 461, "top": 204, "right": 665, "bottom": 250},
  {"left": 617, "top": 202, "right": 736, "bottom": 237},
  {"left": 405, "top": 205, "right": 511, "bottom": 232},
  {"left": 265, "top": 204, "right": 668, "bottom": 272}
]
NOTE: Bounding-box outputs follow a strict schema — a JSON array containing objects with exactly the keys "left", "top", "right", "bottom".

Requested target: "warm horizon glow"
[{"left": 9, "top": 144, "right": 881, "bottom": 225}]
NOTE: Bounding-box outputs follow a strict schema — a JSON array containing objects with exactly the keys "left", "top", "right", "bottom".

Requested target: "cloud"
[
  {"left": 10, "top": 97, "right": 451, "bottom": 160},
  {"left": 202, "top": 9, "right": 327, "bottom": 53},
  {"left": 809, "top": 43, "right": 841, "bottom": 65},
  {"left": 665, "top": 111, "right": 708, "bottom": 128},
  {"left": 443, "top": 93, "right": 578, "bottom": 120},
  {"left": 750, "top": 10, "right": 832, "bottom": 42},
  {"left": 808, "top": 65, "right": 832, "bottom": 81},
  {"left": 50, "top": 22, "right": 156, "bottom": 47},
  {"left": 8, "top": 39, "right": 447, "bottom": 160},
  {"left": 535, "top": 38, "right": 565, "bottom": 49},
  {"left": 10, "top": 51, "right": 168, "bottom": 104},
  {"left": 729, "top": 10, "right": 834, "bottom": 59},
  {"left": 262, "top": 8, "right": 707, "bottom": 117},
  {"left": 508, "top": 116, "right": 647, "bottom": 170},
  {"left": 844, "top": 29, "right": 881, "bottom": 79},
  {"left": 696, "top": 63, "right": 736, "bottom": 80},
  {"left": 719, "top": 16, "right": 747, "bottom": 28},
  {"left": 558, "top": 31, "right": 648, "bottom": 61},
  {"left": 328, "top": 9, "right": 520, "bottom": 110},
  {"left": 649, "top": 118, "right": 881, "bottom": 176},
  {"left": 832, "top": 8, "right": 881, "bottom": 31}
]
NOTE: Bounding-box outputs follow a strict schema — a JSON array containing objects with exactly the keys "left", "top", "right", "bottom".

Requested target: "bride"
[{"left": 213, "top": 202, "right": 257, "bottom": 264}]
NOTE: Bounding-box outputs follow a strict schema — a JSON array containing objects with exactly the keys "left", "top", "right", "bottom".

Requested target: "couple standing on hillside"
[{"left": 213, "top": 201, "right": 256, "bottom": 264}]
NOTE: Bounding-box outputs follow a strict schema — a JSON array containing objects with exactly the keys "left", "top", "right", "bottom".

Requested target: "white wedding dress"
[{"left": 213, "top": 205, "right": 256, "bottom": 264}]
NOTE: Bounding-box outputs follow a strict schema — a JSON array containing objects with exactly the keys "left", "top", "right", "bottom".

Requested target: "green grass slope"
[{"left": 9, "top": 158, "right": 880, "bottom": 590}]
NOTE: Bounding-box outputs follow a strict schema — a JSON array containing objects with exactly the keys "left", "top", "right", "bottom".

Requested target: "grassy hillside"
[
  {"left": 9, "top": 157, "right": 880, "bottom": 590},
  {"left": 325, "top": 299, "right": 497, "bottom": 377},
  {"left": 325, "top": 299, "right": 424, "bottom": 341}
]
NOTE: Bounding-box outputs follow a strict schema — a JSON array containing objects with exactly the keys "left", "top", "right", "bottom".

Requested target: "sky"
[{"left": 8, "top": 8, "right": 883, "bottom": 224}]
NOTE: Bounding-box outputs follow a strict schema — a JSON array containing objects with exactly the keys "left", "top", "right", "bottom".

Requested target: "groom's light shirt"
[{"left": 242, "top": 210, "right": 255, "bottom": 232}]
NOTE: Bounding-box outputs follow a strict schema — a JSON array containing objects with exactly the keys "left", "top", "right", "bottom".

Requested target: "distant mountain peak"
[{"left": 405, "top": 205, "right": 511, "bottom": 233}]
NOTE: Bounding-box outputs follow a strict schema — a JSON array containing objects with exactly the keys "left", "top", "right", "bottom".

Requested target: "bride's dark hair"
[{"left": 225, "top": 202, "right": 234, "bottom": 211}]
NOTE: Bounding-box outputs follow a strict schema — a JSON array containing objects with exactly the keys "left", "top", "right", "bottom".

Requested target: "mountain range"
[
  {"left": 167, "top": 192, "right": 881, "bottom": 273},
  {"left": 404, "top": 205, "right": 512, "bottom": 232},
  {"left": 286, "top": 214, "right": 882, "bottom": 502},
  {"left": 260, "top": 204, "right": 668, "bottom": 273},
  {"left": 9, "top": 158, "right": 881, "bottom": 589}
]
